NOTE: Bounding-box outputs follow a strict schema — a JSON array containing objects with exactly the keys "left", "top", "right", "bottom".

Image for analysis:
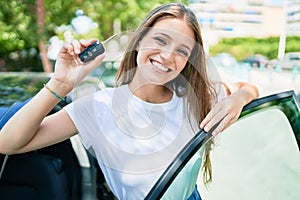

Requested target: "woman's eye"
[
  {"left": 177, "top": 49, "right": 188, "bottom": 57},
  {"left": 154, "top": 37, "right": 167, "bottom": 45}
]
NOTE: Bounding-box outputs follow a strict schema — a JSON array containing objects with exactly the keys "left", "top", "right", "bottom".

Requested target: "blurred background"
[
  {"left": 0, "top": 1, "right": 299, "bottom": 199},
  {"left": 0, "top": 0, "right": 299, "bottom": 97}
]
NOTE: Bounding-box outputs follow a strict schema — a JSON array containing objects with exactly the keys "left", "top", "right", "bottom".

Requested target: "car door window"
[
  {"left": 146, "top": 90, "right": 300, "bottom": 200},
  {"left": 198, "top": 107, "right": 300, "bottom": 200},
  {"left": 160, "top": 150, "right": 203, "bottom": 200}
]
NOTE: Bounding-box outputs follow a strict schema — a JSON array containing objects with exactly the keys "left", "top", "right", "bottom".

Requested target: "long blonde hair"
[{"left": 115, "top": 3, "right": 217, "bottom": 185}]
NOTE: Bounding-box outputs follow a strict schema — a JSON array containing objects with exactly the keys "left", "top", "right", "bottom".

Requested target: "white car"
[{"left": 272, "top": 52, "right": 300, "bottom": 70}]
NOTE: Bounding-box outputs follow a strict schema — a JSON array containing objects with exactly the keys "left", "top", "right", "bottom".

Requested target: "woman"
[{"left": 0, "top": 3, "right": 258, "bottom": 199}]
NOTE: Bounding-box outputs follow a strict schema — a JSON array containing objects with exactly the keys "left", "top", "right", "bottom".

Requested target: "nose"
[{"left": 160, "top": 48, "right": 175, "bottom": 62}]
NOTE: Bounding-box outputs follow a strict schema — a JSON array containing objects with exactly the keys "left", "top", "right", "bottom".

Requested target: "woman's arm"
[
  {"left": 200, "top": 81, "right": 259, "bottom": 135},
  {"left": 0, "top": 79, "right": 74, "bottom": 154},
  {"left": 0, "top": 39, "right": 105, "bottom": 154}
]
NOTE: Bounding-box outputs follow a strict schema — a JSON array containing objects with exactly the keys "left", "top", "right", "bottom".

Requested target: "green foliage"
[
  {"left": 286, "top": 36, "right": 300, "bottom": 53},
  {"left": 209, "top": 36, "right": 300, "bottom": 61},
  {"left": 0, "top": 73, "right": 49, "bottom": 106},
  {"left": 0, "top": 1, "right": 36, "bottom": 53},
  {"left": 0, "top": 0, "right": 186, "bottom": 71}
]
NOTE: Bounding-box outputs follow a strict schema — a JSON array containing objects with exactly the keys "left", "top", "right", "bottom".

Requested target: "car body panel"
[
  {"left": 243, "top": 54, "right": 270, "bottom": 68},
  {"left": 271, "top": 52, "right": 300, "bottom": 70}
]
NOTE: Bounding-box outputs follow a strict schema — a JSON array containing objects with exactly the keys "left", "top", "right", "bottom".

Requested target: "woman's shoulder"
[{"left": 211, "top": 82, "right": 227, "bottom": 102}]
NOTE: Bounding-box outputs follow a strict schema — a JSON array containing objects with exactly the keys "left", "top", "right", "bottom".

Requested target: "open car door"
[{"left": 145, "top": 90, "right": 300, "bottom": 200}]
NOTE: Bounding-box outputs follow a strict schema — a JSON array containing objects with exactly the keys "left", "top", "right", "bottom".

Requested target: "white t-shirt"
[{"left": 64, "top": 84, "right": 226, "bottom": 199}]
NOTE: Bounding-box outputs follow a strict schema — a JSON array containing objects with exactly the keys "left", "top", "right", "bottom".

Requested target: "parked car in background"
[
  {"left": 211, "top": 53, "right": 238, "bottom": 68},
  {"left": 271, "top": 52, "right": 300, "bottom": 70},
  {"left": 242, "top": 54, "right": 271, "bottom": 68}
]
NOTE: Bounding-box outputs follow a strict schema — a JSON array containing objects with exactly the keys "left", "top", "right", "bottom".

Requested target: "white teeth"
[{"left": 152, "top": 61, "right": 169, "bottom": 72}]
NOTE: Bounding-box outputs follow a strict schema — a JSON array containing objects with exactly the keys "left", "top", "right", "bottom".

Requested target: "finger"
[
  {"left": 71, "top": 39, "right": 81, "bottom": 54},
  {"left": 200, "top": 103, "right": 223, "bottom": 129},
  {"left": 84, "top": 53, "right": 106, "bottom": 71},
  {"left": 63, "top": 41, "right": 79, "bottom": 56},
  {"left": 203, "top": 110, "right": 227, "bottom": 133},
  {"left": 79, "top": 38, "right": 99, "bottom": 48},
  {"left": 62, "top": 42, "right": 75, "bottom": 55},
  {"left": 212, "top": 115, "right": 230, "bottom": 136},
  {"left": 213, "top": 110, "right": 241, "bottom": 135}
]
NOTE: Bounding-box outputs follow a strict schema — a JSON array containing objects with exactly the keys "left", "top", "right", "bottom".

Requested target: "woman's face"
[{"left": 134, "top": 17, "right": 195, "bottom": 85}]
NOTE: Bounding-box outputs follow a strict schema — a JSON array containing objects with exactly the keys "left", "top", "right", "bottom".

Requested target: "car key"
[{"left": 79, "top": 40, "right": 105, "bottom": 63}]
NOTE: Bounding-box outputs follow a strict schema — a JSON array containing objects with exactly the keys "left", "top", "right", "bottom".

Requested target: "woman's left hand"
[
  {"left": 200, "top": 82, "right": 259, "bottom": 136},
  {"left": 200, "top": 93, "right": 245, "bottom": 136}
]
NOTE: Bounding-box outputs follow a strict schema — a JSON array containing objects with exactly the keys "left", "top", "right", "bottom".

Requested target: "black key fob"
[{"left": 79, "top": 40, "right": 105, "bottom": 63}]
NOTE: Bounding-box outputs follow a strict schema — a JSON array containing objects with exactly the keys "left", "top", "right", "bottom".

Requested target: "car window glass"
[
  {"left": 160, "top": 150, "right": 203, "bottom": 200},
  {"left": 198, "top": 107, "right": 300, "bottom": 200},
  {"left": 145, "top": 91, "right": 300, "bottom": 200}
]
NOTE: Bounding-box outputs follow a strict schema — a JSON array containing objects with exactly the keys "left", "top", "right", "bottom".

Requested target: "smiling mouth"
[{"left": 151, "top": 59, "right": 172, "bottom": 72}]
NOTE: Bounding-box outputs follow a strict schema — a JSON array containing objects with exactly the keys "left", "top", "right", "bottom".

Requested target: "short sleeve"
[
  {"left": 64, "top": 93, "right": 99, "bottom": 149},
  {"left": 213, "top": 82, "right": 227, "bottom": 103}
]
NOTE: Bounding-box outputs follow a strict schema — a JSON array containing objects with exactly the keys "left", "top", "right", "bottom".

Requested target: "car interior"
[{"left": 0, "top": 98, "right": 115, "bottom": 200}]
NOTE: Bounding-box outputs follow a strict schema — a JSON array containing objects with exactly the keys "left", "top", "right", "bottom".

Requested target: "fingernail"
[
  {"left": 204, "top": 127, "right": 209, "bottom": 132},
  {"left": 212, "top": 130, "right": 218, "bottom": 136}
]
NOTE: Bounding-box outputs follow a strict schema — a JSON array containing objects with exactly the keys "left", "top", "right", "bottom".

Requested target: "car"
[
  {"left": 271, "top": 52, "right": 300, "bottom": 70},
  {"left": 1, "top": 72, "right": 300, "bottom": 200},
  {"left": 242, "top": 54, "right": 271, "bottom": 68},
  {"left": 0, "top": 72, "right": 114, "bottom": 200},
  {"left": 211, "top": 53, "right": 238, "bottom": 68}
]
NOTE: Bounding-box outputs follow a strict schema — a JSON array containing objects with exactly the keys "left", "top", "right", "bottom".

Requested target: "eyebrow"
[{"left": 154, "top": 32, "right": 193, "bottom": 51}]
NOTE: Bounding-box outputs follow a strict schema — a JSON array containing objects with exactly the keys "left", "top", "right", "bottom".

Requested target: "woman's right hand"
[
  {"left": 0, "top": 39, "right": 105, "bottom": 155},
  {"left": 52, "top": 38, "right": 105, "bottom": 90}
]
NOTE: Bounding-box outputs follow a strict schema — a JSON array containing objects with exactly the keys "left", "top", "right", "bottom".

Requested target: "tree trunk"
[{"left": 36, "top": 0, "right": 52, "bottom": 72}]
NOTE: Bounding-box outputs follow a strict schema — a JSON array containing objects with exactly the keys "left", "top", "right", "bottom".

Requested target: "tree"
[
  {"left": 37, "top": 0, "right": 52, "bottom": 72},
  {"left": 0, "top": 0, "right": 40, "bottom": 71},
  {"left": 0, "top": 0, "right": 187, "bottom": 71}
]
